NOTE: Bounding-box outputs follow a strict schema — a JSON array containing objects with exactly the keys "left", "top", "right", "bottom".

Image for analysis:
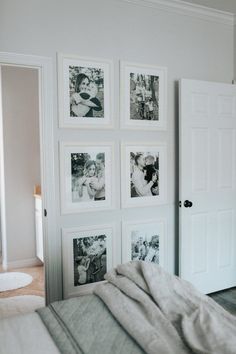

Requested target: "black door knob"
[{"left": 184, "top": 200, "right": 193, "bottom": 208}]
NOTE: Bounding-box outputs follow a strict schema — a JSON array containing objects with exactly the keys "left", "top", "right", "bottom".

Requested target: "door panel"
[
  {"left": 218, "top": 129, "right": 235, "bottom": 190},
  {"left": 217, "top": 94, "right": 236, "bottom": 118},
  {"left": 191, "top": 128, "right": 209, "bottom": 192},
  {"left": 191, "top": 213, "right": 208, "bottom": 274},
  {"left": 217, "top": 209, "right": 233, "bottom": 268},
  {"left": 179, "top": 79, "right": 236, "bottom": 294},
  {"left": 191, "top": 92, "right": 210, "bottom": 117}
]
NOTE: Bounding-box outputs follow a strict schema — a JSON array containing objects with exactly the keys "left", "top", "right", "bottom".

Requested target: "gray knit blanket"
[
  {"left": 94, "top": 261, "right": 236, "bottom": 354},
  {"left": 37, "top": 293, "right": 144, "bottom": 354}
]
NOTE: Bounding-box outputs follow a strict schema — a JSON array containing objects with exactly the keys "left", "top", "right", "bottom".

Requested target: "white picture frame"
[
  {"left": 122, "top": 219, "right": 167, "bottom": 267},
  {"left": 58, "top": 53, "right": 114, "bottom": 129},
  {"left": 60, "top": 141, "right": 114, "bottom": 214},
  {"left": 121, "top": 143, "right": 167, "bottom": 208},
  {"left": 120, "top": 61, "right": 167, "bottom": 130},
  {"left": 62, "top": 224, "right": 115, "bottom": 298}
]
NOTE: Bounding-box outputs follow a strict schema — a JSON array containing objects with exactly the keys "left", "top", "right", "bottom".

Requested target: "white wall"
[
  {"left": 183, "top": 0, "right": 236, "bottom": 13},
  {"left": 185, "top": 0, "right": 236, "bottom": 80},
  {"left": 0, "top": 0, "right": 234, "bottom": 298},
  {"left": 235, "top": 25, "right": 236, "bottom": 80},
  {"left": 1, "top": 66, "right": 41, "bottom": 264}
]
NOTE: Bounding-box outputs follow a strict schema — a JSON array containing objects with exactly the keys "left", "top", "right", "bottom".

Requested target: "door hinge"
[{"left": 44, "top": 209, "right": 47, "bottom": 217}]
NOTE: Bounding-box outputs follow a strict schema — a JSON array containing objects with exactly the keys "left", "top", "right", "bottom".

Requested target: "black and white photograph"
[
  {"left": 62, "top": 225, "right": 114, "bottom": 298},
  {"left": 58, "top": 54, "right": 113, "bottom": 128},
  {"left": 71, "top": 152, "right": 106, "bottom": 203},
  {"left": 130, "top": 151, "right": 159, "bottom": 198},
  {"left": 60, "top": 142, "right": 113, "bottom": 214},
  {"left": 131, "top": 232, "right": 160, "bottom": 263},
  {"left": 73, "top": 234, "right": 107, "bottom": 286},
  {"left": 69, "top": 65, "right": 104, "bottom": 118},
  {"left": 130, "top": 73, "right": 159, "bottom": 121},
  {"left": 122, "top": 143, "right": 167, "bottom": 208},
  {"left": 120, "top": 61, "right": 167, "bottom": 130},
  {"left": 122, "top": 220, "right": 166, "bottom": 266}
]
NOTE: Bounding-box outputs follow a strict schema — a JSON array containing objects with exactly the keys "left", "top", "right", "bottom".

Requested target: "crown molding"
[{"left": 119, "top": 0, "right": 234, "bottom": 26}]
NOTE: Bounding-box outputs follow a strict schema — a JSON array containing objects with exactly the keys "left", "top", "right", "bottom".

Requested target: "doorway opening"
[{"left": 0, "top": 65, "right": 45, "bottom": 318}]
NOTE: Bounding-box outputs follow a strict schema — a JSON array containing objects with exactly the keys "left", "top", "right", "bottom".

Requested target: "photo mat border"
[
  {"left": 120, "top": 61, "right": 167, "bottom": 131},
  {"left": 121, "top": 142, "right": 167, "bottom": 208},
  {"left": 60, "top": 141, "right": 115, "bottom": 214},
  {"left": 122, "top": 218, "right": 167, "bottom": 267},
  {"left": 58, "top": 53, "right": 114, "bottom": 129},
  {"left": 62, "top": 223, "right": 116, "bottom": 298}
]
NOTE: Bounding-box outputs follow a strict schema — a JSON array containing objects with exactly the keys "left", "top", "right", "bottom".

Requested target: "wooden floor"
[
  {"left": 208, "top": 287, "right": 236, "bottom": 316},
  {"left": 0, "top": 265, "right": 45, "bottom": 298}
]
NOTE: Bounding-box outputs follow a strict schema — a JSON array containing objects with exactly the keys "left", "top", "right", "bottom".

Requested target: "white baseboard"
[{"left": 6, "top": 257, "right": 42, "bottom": 270}]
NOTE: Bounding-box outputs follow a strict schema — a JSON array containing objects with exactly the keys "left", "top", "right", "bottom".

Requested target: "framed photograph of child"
[
  {"left": 60, "top": 142, "right": 114, "bottom": 214},
  {"left": 120, "top": 61, "right": 167, "bottom": 130},
  {"left": 62, "top": 224, "right": 114, "bottom": 298},
  {"left": 122, "top": 219, "right": 167, "bottom": 267},
  {"left": 58, "top": 53, "right": 114, "bottom": 129},
  {"left": 121, "top": 143, "right": 167, "bottom": 208}
]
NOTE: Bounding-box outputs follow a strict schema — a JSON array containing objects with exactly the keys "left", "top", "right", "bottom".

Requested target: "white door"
[{"left": 179, "top": 79, "right": 236, "bottom": 294}]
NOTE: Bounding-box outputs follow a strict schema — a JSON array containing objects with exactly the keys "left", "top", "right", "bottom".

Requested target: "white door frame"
[{"left": 0, "top": 52, "right": 61, "bottom": 304}]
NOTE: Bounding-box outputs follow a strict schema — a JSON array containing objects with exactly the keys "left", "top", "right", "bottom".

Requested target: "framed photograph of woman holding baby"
[
  {"left": 62, "top": 224, "right": 114, "bottom": 298},
  {"left": 120, "top": 61, "right": 167, "bottom": 130},
  {"left": 58, "top": 53, "right": 114, "bottom": 128},
  {"left": 60, "top": 142, "right": 114, "bottom": 214},
  {"left": 121, "top": 143, "right": 167, "bottom": 208}
]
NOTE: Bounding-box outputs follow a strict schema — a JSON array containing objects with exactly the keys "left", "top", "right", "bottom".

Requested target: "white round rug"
[
  {"left": 0, "top": 272, "right": 33, "bottom": 292},
  {"left": 0, "top": 295, "right": 45, "bottom": 319}
]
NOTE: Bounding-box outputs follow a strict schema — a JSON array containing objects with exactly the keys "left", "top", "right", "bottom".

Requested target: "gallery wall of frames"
[{"left": 58, "top": 53, "right": 168, "bottom": 298}]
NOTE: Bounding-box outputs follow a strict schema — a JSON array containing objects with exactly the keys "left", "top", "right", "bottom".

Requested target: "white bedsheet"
[{"left": 0, "top": 312, "right": 60, "bottom": 354}]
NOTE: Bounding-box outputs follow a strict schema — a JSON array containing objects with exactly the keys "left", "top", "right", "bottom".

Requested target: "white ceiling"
[{"left": 182, "top": 0, "right": 236, "bottom": 14}]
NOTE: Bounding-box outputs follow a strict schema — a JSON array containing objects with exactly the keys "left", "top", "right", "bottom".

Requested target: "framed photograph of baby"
[
  {"left": 120, "top": 61, "right": 167, "bottom": 130},
  {"left": 60, "top": 142, "right": 114, "bottom": 214},
  {"left": 122, "top": 219, "right": 166, "bottom": 267},
  {"left": 58, "top": 53, "right": 114, "bottom": 129},
  {"left": 62, "top": 224, "right": 114, "bottom": 298},
  {"left": 121, "top": 143, "right": 167, "bottom": 208}
]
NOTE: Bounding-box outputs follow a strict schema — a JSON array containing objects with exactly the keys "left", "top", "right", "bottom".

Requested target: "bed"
[{"left": 0, "top": 261, "right": 236, "bottom": 354}]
